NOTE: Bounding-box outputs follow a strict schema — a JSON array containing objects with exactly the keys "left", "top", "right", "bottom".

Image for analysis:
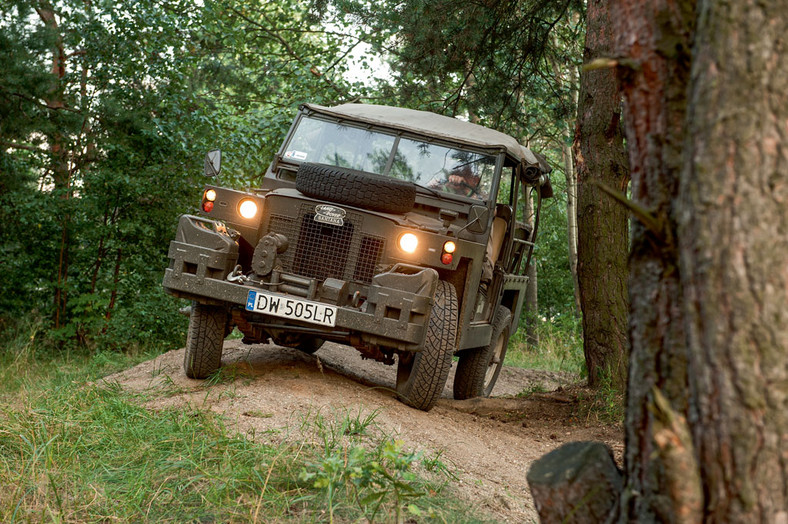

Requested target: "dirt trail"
[{"left": 106, "top": 340, "right": 623, "bottom": 522}]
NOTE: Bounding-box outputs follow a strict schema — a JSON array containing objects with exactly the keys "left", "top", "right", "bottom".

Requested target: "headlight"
[
  {"left": 443, "top": 241, "right": 456, "bottom": 254},
  {"left": 204, "top": 189, "right": 217, "bottom": 202},
  {"left": 238, "top": 199, "right": 258, "bottom": 219},
  {"left": 398, "top": 233, "right": 419, "bottom": 254}
]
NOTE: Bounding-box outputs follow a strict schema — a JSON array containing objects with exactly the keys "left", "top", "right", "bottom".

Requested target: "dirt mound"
[{"left": 105, "top": 340, "right": 622, "bottom": 522}]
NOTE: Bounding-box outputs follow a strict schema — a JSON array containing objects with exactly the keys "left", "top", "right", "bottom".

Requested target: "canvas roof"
[{"left": 303, "top": 103, "right": 539, "bottom": 165}]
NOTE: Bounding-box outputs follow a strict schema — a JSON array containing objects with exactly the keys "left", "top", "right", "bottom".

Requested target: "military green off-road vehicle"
[{"left": 162, "top": 103, "right": 552, "bottom": 411}]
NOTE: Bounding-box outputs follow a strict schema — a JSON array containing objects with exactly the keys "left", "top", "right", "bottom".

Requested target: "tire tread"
[
  {"left": 453, "top": 305, "right": 512, "bottom": 400},
  {"left": 184, "top": 304, "right": 226, "bottom": 379},
  {"left": 397, "top": 280, "right": 458, "bottom": 411},
  {"left": 296, "top": 163, "right": 416, "bottom": 214}
]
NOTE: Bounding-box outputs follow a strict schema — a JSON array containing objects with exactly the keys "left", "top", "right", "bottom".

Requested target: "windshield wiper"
[{"left": 413, "top": 183, "right": 454, "bottom": 200}]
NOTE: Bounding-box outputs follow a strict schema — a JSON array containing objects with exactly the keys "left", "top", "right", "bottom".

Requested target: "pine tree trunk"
[
  {"left": 37, "top": 4, "right": 71, "bottom": 329},
  {"left": 531, "top": 2, "right": 788, "bottom": 521},
  {"left": 611, "top": 0, "right": 696, "bottom": 520},
  {"left": 574, "top": 0, "right": 630, "bottom": 390},
  {"left": 678, "top": 0, "right": 788, "bottom": 518}
]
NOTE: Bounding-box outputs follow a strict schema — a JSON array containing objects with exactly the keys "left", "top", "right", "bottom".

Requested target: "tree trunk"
[
  {"left": 524, "top": 189, "right": 539, "bottom": 346},
  {"left": 678, "top": 0, "right": 788, "bottom": 519},
  {"left": 562, "top": 131, "right": 581, "bottom": 318},
  {"left": 610, "top": 0, "right": 696, "bottom": 520},
  {"left": 105, "top": 247, "right": 122, "bottom": 322},
  {"left": 549, "top": 57, "right": 582, "bottom": 317},
  {"left": 531, "top": 2, "right": 788, "bottom": 522},
  {"left": 527, "top": 441, "right": 622, "bottom": 523},
  {"left": 37, "top": 4, "right": 71, "bottom": 328},
  {"left": 573, "top": 0, "right": 630, "bottom": 390}
]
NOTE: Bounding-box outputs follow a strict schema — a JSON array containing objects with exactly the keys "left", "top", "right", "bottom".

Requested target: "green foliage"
[
  {"left": 2, "top": 0, "right": 588, "bottom": 356},
  {"left": 0, "top": 0, "right": 364, "bottom": 350},
  {"left": 507, "top": 314, "right": 585, "bottom": 376},
  {"left": 532, "top": 166, "right": 579, "bottom": 317},
  {"left": 315, "top": 0, "right": 585, "bottom": 322}
]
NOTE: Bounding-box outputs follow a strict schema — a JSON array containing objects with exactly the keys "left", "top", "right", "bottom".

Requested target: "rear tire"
[
  {"left": 453, "top": 306, "right": 512, "bottom": 399},
  {"left": 396, "top": 280, "right": 458, "bottom": 411},
  {"left": 184, "top": 303, "right": 228, "bottom": 379}
]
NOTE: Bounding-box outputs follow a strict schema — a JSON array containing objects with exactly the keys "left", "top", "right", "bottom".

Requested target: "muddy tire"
[
  {"left": 396, "top": 280, "right": 458, "bottom": 411},
  {"left": 453, "top": 306, "right": 512, "bottom": 400},
  {"left": 184, "top": 303, "right": 228, "bottom": 379},
  {"left": 295, "top": 162, "right": 416, "bottom": 214}
]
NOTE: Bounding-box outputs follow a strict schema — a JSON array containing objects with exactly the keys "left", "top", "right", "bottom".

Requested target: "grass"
[
  {"left": 0, "top": 320, "right": 490, "bottom": 523},
  {"left": 506, "top": 315, "right": 625, "bottom": 424},
  {"left": 505, "top": 315, "right": 585, "bottom": 376}
]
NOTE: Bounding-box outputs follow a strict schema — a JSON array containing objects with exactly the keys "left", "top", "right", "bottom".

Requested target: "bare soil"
[{"left": 105, "top": 340, "right": 623, "bottom": 522}]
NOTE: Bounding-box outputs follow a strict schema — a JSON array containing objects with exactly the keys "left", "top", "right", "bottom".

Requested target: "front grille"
[
  {"left": 354, "top": 236, "right": 385, "bottom": 283},
  {"left": 293, "top": 213, "right": 355, "bottom": 281},
  {"left": 265, "top": 203, "right": 385, "bottom": 284}
]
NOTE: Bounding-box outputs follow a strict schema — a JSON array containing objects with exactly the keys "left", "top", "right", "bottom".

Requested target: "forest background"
[{"left": 0, "top": 0, "right": 585, "bottom": 362}]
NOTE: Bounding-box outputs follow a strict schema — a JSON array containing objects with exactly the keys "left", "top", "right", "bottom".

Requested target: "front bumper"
[{"left": 162, "top": 216, "right": 437, "bottom": 351}]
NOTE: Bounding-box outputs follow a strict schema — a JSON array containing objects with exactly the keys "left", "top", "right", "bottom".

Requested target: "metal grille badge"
[{"left": 313, "top": 204, "right": 346, "bottom": 226}]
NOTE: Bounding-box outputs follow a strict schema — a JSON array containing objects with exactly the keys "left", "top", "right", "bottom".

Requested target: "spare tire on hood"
[{"left": 295, "top": 163, "right": 416, "bottom": 214}]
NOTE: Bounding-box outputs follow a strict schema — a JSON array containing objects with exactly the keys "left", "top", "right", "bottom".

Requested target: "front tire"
[
  {"left": 184, "top": 303, "right": 228, "bottom": 379},
  {"left": 396, "top": 280, "right": 458, "bottom": 411},
  {"left": 453, "top": 306, "right": 512, "bottom": 400}
]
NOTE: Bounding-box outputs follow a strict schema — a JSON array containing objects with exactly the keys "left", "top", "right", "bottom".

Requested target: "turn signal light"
[{"left": 440, "top": 240, "right": 456, "bottom": 264}]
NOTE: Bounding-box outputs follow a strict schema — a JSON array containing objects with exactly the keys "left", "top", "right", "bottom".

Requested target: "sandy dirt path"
[{"left": 106, "top": 340, "right": 622, "bottom": 522}]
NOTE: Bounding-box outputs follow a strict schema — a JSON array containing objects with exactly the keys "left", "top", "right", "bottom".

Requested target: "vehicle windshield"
[{"left": 283, "top": 116, "right": 498, "bottom": 201}]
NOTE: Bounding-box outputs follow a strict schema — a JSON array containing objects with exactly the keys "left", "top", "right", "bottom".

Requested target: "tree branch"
[
  {"left": 591, "top": 180, "right": 666, "bottom": 243},
  {"left": 1, "top": 141, "right": 42, "bottom": 153}
]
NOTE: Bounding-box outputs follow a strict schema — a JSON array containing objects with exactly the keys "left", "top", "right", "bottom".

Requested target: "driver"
[{"left": 431, "top": 164, "right": 484, "bottom": 199}]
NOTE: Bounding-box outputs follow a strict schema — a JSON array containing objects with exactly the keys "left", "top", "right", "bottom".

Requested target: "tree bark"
[
  {"left": 561, "top": 120, "right": 581, "bottom": 317},
  {"left": 549, "top": 57, "right": 582, "bottom": 318},
  {"left": 524, "top": 188, "right": 539, "bottom": 346},
  {"left": 532, "top": 2, "right": 788, "bottom": 522},
  {"left": 678, "top": 0, "right": 788, "bottom": 519},
  {"left": 37, "top": 3, "right": 72, "bottom": 329},
  {"left": 610, "top": 0, "right": 696, "bottom": 520},
  {"left": 574, "top": 0, "right": 630, "bottom": 390}
]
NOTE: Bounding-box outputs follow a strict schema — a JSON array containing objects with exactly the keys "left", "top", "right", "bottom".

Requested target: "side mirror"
[
  {"left": 204, "top": 149, "right": 221, "bottom": 177},
  {"left": 466, "top": 205, "right": 489, "bottom": 234}
]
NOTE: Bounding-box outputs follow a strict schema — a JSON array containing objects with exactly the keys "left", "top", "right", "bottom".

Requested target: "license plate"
[{"left": 245, "top": 290, "right": 337, "bottom": 327}]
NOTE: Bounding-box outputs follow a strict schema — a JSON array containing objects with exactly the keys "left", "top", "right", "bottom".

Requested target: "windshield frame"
[{"left": 276, "top": 112, "right": 506, "bottom": 204}]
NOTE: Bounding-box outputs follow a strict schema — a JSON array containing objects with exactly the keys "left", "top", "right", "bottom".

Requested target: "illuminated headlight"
[
  {"left": 398, "top": 233, "right": 419, "bottom": 254},
  {"left": 238, "top": 199, "right": 259, "bottom": 219},
  {"left": 204, "top": 189, "right": 217, "bottom": 202},
  {"left": 443, "top": 241, "right": 456, "bottom": 254}
]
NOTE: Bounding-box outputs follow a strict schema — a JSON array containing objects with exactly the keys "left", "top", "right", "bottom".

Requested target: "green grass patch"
[
  {"left": 0, "top": 322, "right": 490, "bottom": 523},
  {"left": 506, "top": 315, "right": 585, "bottom": 376}
]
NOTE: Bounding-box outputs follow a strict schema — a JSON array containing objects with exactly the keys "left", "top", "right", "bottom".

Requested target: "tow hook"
[{"left": 227, "top": 265, "right": 247, "bottom": 284}]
